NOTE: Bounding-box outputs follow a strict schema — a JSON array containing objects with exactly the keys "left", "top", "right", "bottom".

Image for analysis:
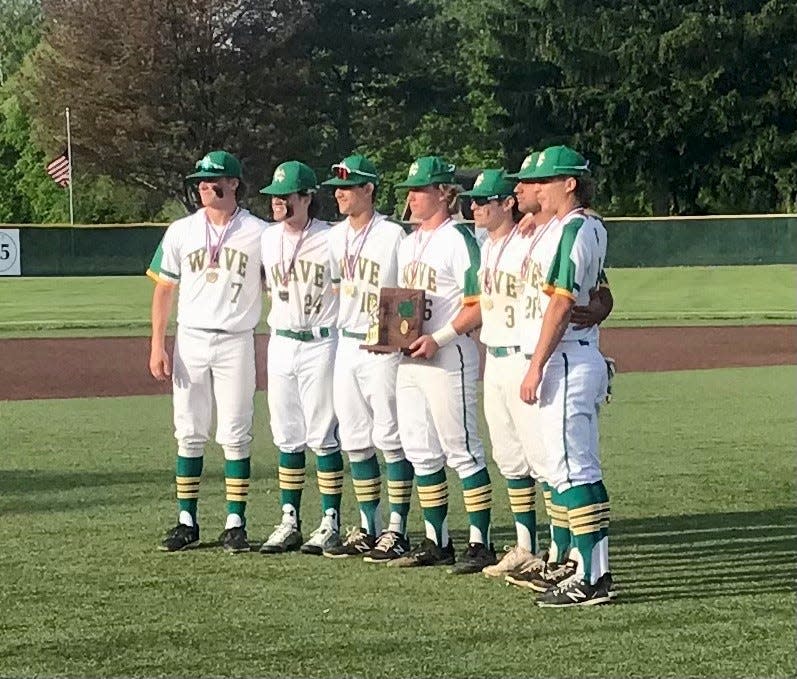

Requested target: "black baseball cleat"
[
  {"left": 363, "top": 530, "right": 411, "bottom": 563},
  {"left": 219, "top": 526, "right": 251, "bottom": 554},
  {"left": 323, "top": 527, "right": 377, "bottom": 558},
  {"left": 595, "top": 571, "right": 617, "bottom": 600},
  {"left": 448, "top": 542, "right": 497, "bottom": 575},
  {"left": 388, "top": 537, "right": 455, "bottom": 568},
  {"left": 159, "top": 523, "right": 200, "bottom": 552},
  {"left": 505, "top": 559, "right": 577, "bottom": 592},
  {"left": 536, "top": 575, "right": 612, "bottom": 607}
]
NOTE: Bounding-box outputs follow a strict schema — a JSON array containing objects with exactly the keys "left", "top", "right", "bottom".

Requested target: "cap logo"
[
  {"left": 536, "top": 152, "right": 545, "bottom": 167},
  {"left": 521, "top": 155, "right": 533, "bottom": 170},
  {"left": 408, "top": 162, "right": 419, "bottom": 177},
  {"left": 198, "top": 156, "right": 225, "bottom": 171},
  {"left": 474, "top": 173, "right": 484, "bottom": 187},
  {"left": 274, "top": 167, "right": 286, "bottom": 182}
]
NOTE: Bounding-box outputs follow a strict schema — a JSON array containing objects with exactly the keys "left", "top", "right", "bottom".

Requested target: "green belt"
[
  {"left": 275, "top": 327, "right": 331, "bottom": 342},
  {"left": 487, "top": 345, "right": 522, "bottom": 358},
  {"left": 342, "top": 330, "right": 367, "bottom": 340}
]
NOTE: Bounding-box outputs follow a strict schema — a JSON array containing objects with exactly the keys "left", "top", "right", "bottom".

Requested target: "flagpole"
[{"left": 65, "top": 107, "right": 74, "bottom": 226}]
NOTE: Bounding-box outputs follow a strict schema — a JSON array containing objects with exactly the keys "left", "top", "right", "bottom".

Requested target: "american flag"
[{"left": 46, "top": 151, "right": 71, "bottom": 187}]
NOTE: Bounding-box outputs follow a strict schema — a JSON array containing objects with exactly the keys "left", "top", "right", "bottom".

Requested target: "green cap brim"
[
  {"left": 321, "top": 176, "right": 373, "bottom": 187},
  {"left": 185, "top": 170, "right": 231, "bottom": 182}
]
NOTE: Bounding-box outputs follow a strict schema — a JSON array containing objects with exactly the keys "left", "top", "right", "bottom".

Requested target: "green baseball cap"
[
  {"left": 322, "top": 154, "right": 380, "bottom": 187},
  {"left": 395, "top": 156, "right": 456, "bottom": 188},
  {"left": 460, "top": 169, "right": 515, "bottom": 199},
  {"left": 506, "top": 151, "right": 541, "bottom": 180},
  {"left": 526, "top": 145, "right": 590, "bottom": 180},
  {"left": 259, "top": 160, "right": 319, "bottom": 196},
  {"left": 185, "top": 150, "right": 242, "bottom": 182}
]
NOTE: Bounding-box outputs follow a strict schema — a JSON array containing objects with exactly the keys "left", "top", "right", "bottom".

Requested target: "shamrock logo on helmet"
[
  {"left": 521, "top": 155, "right": 533, "bottom": 170},
  {"left": 198, "top": 155, "right": 225, "bottom": 171},
  {"left": 474, "top": 173, "right": 484, "bottom": 187},
  {"left": 408, "top": 162, "right": 419, "bottom": 177},
  {"left": 536, "top": 152, "right": 546, "bottom": 167},
  {"left": 274, "top": 167, "right": 286, "bottom": 182}
]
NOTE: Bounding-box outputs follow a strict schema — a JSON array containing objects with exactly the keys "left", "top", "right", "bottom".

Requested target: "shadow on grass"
[
  {"left": 465, "top": 508, "right": 796, "bottom": 604},
  {"left": 0, "top": 469, "right": 168, "bottom": 514}
]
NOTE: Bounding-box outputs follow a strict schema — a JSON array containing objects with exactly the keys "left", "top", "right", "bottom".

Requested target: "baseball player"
[
  {"left": 148, "top": 150, "right": 267, "bottom": 554},
  {"left": 258, "top": 161, "right": 344, "bottom": 556},
  {"left": 457, "top": 168, "right": 549, "bottom": 578},
  {"left": 389, "top": 155, "right": 495, "bottom": 575},
  {"left": 517, "top": 145, "right": 613, "bottom": 606},
  {"left": 321, "top": 154, "right": 415, "bottom": 561},
  {"left": 504, "top": 151, "right": 615, "bottom": 597}
]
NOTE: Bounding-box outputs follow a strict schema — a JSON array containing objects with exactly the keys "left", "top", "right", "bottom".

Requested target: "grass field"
[
  {"left": 1, "top": 367, "right": 794, "bottom": 677},
  {"left": 1, "top": 265, "right": 795, "bottom": 337}
]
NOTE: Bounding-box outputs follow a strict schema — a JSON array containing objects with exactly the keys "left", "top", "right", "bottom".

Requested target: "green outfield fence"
[{"left": 2, "top": 214, "right": 795, "bottom": 275}]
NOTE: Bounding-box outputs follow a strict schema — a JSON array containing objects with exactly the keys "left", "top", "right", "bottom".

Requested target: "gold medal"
[
  {"left": 482, "top": 296, "right": 494, "bottom": 310},
  {"left": 399, "top": 319, "right": 410, "bottom": 335},
  {"left": 344, "top": 283, "right": 357, "bottom": 298},
  {"left": 206, "top": 270, "right": 218, "bottom": 283}
]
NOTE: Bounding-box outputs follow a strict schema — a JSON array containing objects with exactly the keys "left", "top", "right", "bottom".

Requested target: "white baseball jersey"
[
  {"left": 517, "top": 216, "right": 564, "bottom": 355},
  {"left": 397, "top": 219, "right": 481, "bottom": 333},
  {"left": 328, "top": 213, "right": 405, "bottom": 334},
  {"left": 477, "top": 227, "right": 527, "bottom": 348},
  {"left": 262, "top": 218, "right": 338, "bottom": 331},
  {"left": 147, "top": 208, "right": 267, "bottom": 332},
  {"left": 543, "top": 209, "right": 608, "bottom": 344}
]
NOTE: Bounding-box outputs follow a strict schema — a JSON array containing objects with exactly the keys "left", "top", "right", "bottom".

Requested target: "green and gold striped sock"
[
  {"left": 176, "top": 455, "right": 203, "bottom": 524},
  {"left": 416, "top": 469, "right": 448, "bottom": 546},
  {"left": 562, "top": 483, "right": 606, "bottom": 584},
  {"left": 350, "top": 455, "right": 381, "bottom": 535},
  {"left": 279, "top": 450, "right": 306, "bottom": 523},
  {"left": 548, "top": 485, "right": 571, "bottom": 563},
  {"left": 507, "top": 477, "right": 536, "bottom": 552},
  {"left": 224, "top": 458, "right": 250, "bottom": 527},
  {"left": 316, "top": 450, "right": 344, "bottom": 525},
  {"left": 386, "top": 458, "right": 414, "bottom": 535},
  {"left": 462, "top": 467, "right": 492, "bottom": 545}
]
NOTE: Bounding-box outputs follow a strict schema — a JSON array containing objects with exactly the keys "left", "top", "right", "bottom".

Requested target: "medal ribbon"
[
  {"left": 409, "top": 217, "right": 453, "bottom": 286},
  {"left": 279, "top": 218, "right": 312, "bottom": 287},
  {"left": 520, "top": 216, "right": 557, "bottom": 280},
  {"left": 483, "top": 225, "right": 518, "bottom": 294},
  {"left": 205, "top": 207, "right": 240, "bottom": 267},
  {"left": 343, "top": 213, "right": 377, "bottom": 280}
]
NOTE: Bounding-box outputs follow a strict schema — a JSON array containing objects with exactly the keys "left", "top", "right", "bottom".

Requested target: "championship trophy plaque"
[{"left": 361, "top": 288, "right": 425, "bottom": 354}]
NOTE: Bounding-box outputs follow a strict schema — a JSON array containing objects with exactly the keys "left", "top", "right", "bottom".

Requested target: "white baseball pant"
[
  {"left": 396, "top": 336, "right": 486, "bottom": 478},
  {"left": 483, "top": 350, "right": 543, "bottom": 479},
  {"left": 333, "top": 335, "right": 402, "bottom": 453},
  {"left": 536, "top": 341, "right": 608, "bottom": 492},
  {"left": 172, "top": 325, "right": 256, "bottom": 460},
  {"left": 266, "top": 333, "right": 339, "bottom": 453}
]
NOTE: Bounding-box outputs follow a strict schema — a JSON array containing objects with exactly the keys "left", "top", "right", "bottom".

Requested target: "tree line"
[{"left": 1, "top": 0, "right": 794, "bottom": 224}]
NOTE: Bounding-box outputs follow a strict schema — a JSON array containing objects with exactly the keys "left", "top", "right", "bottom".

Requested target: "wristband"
[{"left": 431, "top": 323, "right": 458, "bottom": 347}]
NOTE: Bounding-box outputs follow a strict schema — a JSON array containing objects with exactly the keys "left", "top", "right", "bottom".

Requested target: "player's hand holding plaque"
[{"left": 361, "top": 287, "right": 425, "bottom": 354}]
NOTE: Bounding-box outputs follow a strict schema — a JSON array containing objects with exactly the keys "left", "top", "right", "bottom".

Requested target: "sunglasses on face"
[
  {"left": 471, "top": 195, "right": 502, "bottom": 206},
  {"left": 332, "top": 164, "right": 376, "bottom": 181}
]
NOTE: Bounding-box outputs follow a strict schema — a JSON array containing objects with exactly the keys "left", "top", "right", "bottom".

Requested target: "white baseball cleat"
[
  {"left": 300, "top": 508, "right": 341, "bottom": 555},
  {"left": 482, "top": 545, "right": 544, "bottom": 578}
]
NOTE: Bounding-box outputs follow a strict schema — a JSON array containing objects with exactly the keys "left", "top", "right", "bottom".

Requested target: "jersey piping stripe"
[
  {"left": 456, "top": 344, "right": 477, "bottom": 464},
  {"left": 562, "top": 352, "right": 573, "bottom": 484}
]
